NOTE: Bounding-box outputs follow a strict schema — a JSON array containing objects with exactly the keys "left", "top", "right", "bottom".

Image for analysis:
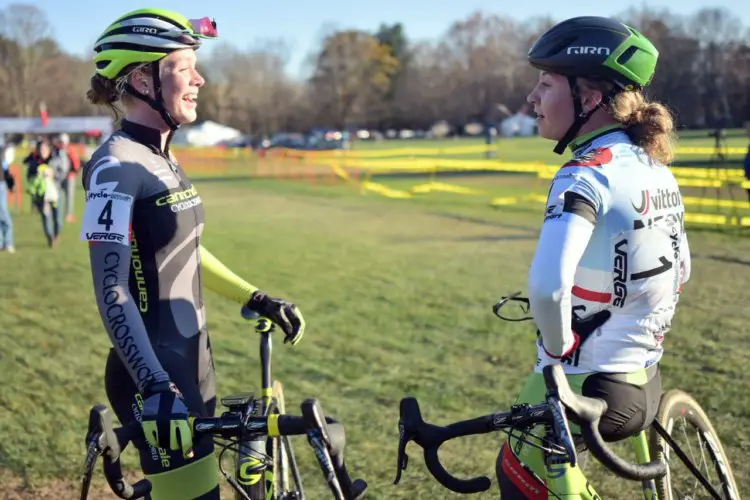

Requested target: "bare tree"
[{"left": 0, "top": 3, "right": 54, "bottom": 116}]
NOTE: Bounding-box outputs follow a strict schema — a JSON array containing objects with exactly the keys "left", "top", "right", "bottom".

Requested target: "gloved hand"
[
  {"left": 140, "top": 380, "right": 193, "bottom": 458},
  {"left": 536, "top": 309, "right": 612, "bottom": 358},
  {"left": 246, "top": 290, "right": 306, "bottom": 345},
  {"left": 572, "top": 308, "right": 611, "bottom": 343}
]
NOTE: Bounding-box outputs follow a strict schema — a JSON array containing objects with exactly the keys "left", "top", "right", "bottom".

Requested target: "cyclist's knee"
[
  {"left": 496, "top": 444, "right": 546, "bottom": 499},
  {"left": 145, "top": 452, "right": 220, "bottom": 500}
]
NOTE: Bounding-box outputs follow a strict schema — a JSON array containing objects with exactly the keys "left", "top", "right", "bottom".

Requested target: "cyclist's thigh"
[
  {"left": 105, "top": 349, "right": 221, "bottom": 499},
  {"left": 581, "top": 364, "right": 662, "bottom": 442}
]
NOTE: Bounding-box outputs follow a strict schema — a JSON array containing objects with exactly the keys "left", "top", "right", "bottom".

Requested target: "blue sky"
[{"left": 12, "top": 0, "right": 749, "bottom": 78}]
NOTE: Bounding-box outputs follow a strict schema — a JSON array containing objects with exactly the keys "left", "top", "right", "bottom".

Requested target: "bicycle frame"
[
  {"left": 540, "top": 431, "right": 657, "bottom": 499},
  {"left": 235, "top": 317, "right": 303, "bottom": 497},
  {"left": 492, "top": 295, "right": 724, "bottom": 500}
]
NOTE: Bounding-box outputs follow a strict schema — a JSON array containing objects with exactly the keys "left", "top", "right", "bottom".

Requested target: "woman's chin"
[
  {"left": 175, "top": 106, "right": 198, "bottom": 125},
  {"left": 537, "top": 122, "right": 563, "bottom": 142}
]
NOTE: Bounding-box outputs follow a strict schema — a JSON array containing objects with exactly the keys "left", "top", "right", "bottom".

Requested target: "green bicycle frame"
[
  {"left": 237, "top": 321, "right": 277, "bottom": 494},
  {"left": 544, "top": 431, "right": 658, "bottom": 499}
]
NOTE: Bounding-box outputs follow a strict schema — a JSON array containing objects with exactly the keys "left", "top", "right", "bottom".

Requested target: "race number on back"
[{"left": 80, "top": 190, "right": 134, "bottom": 246}]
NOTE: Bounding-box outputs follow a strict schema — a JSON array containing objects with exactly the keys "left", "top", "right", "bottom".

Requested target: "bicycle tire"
[
  {"left": 648, "top": 389, "right": 740, "bottom": 500},
  {"left": 271, "top": 380, "right": 305, "bottom": 499}
]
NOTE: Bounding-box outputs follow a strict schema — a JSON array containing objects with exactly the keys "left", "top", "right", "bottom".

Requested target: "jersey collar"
[
  {"left": 569, "top": 124, "right": 624, "bottom": 154},
  {"left": 120, "top": 119, "right": 168, "bottom": 155}
]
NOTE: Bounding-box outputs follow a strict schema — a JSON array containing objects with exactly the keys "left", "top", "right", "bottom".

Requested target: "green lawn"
[{"left": 1, "top": 171, "right": 748, "bottom": 498}]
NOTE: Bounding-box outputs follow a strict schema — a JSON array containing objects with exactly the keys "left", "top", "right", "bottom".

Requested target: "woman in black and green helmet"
[
  {"left": 496, "top": 17, "right": 692, "bottom": 498},
  {"left": 81, "top": 9, "right": 306, "bottom": 499}
]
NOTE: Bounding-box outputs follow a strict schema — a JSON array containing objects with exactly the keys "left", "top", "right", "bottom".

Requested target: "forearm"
[
  {"left": 200, "top": 245, "right": 257, "bottom": 304},
  {"left": 680, "top": 233, "right": 691, "bottom": 287},
  {"left": 528, "top": 216, "right": 593, "bottom": 358},
  {"left": 91, "top": 243, "right": 168, "bottom": 391}
]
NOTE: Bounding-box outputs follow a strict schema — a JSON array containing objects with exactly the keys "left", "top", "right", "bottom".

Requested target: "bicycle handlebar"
[
  {"left": 394, "top": 364, "right": 667, "bottom": 494},
  {"left": 83, "top": 399, "right": 367, "bottom": 500}
]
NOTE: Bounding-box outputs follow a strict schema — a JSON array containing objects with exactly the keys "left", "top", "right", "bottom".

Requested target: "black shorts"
[
  {"left": 580, "top": 363, "right": 662, "bottom": 442},
  {"left": 104, "top": 346, "right": 217, "bottom": 476}
]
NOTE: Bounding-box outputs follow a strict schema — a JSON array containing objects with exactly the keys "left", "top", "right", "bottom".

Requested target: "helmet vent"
[{"left": 617, "top": 46, "right": 638, "bottom": 65}]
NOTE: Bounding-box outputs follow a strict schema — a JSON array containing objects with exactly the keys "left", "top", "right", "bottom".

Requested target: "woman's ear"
[
  {"left": 580, "top": 87, "right": 603, "bottom": 114},
  {"left": 129, "top": 69, "right": 151, "bottom": 95}
]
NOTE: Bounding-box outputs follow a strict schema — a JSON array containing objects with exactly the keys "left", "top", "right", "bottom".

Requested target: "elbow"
[{"left": 528, "top": 265, "right": 566, "bottom": 311}]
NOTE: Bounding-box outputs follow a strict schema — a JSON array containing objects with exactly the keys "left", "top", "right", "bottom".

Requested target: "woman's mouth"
[{"left": 182, "top": 93, "right": 198, "bottom": 106}]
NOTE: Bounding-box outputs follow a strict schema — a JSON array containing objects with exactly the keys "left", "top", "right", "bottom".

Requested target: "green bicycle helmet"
[
  {"left": 527, "top": 16, "right": 659, "bottom": 154},
  {"left": 93, "top": 8, "right": 218, "bottom": 130}
]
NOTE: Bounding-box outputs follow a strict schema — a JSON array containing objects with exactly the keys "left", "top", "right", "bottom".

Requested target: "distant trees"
[{"left": 1, "top": 3, "right": 748, "bottom": 135}]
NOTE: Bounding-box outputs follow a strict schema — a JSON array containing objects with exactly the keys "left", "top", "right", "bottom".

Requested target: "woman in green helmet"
[
  {"left": 81, "top": 9, "right": 306, "bottom": 499},
  {"left": 496, "top": 17, "right": 692, "bottom": 497}
]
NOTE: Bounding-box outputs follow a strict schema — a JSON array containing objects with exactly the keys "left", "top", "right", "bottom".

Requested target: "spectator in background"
[
  {"left": 744, "top": 144, "right": 750, "bottom": 205},
  {"left": 0, "top": 139, "right": 16, "bottom": 253},
  {"left": 48, "top": 135, "right": 71, "bottom": 230},
  {"left": 24, "top": 138, "right": 61, "bottom": 247},
  {"left": 55, "top": 133, "right": 81, "bottom": 222},
  {"left": 24, "top": 137, "right": 51, "bottom": 184}
]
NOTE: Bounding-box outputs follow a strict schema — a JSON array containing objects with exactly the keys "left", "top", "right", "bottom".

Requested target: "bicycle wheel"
[{"left": 648, "top": 389, "right": 740, "bottom": 500}]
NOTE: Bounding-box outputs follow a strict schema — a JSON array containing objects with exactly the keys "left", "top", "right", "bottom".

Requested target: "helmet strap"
[
  {"left": 553, "top": 76, "right": 602, "bottom": 155},
  {"left": 123, "top": 61, "right": 181, "bottom": 146}
]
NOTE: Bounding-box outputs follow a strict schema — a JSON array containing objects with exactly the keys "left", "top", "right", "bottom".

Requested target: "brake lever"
[
  {"left": 80, "top": 434, "right": 101, "bottom": 500},
  {"left": 547, "top": 395, "right": 578, "bottom": 467},
  {"left": 393, "top": 422, "right": 410, "bottom": 485}
]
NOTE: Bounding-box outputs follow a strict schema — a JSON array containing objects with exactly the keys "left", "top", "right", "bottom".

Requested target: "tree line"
[{"left": 1, "top": 3, "right": 749, "bottom": 137}]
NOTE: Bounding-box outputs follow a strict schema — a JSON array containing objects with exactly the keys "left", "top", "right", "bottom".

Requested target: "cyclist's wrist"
[
  {"left": 246, "top": 289, "right": 268, "bottom": 309},
  {"left": 139, "top": 374, "right": 174, "bottom": 398}
]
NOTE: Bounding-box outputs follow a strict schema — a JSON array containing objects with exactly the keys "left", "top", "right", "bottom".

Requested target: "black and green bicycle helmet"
[
  {"left": 527, "top": 16, "right": 659, "bottom": 154},
  {"left": 92, "top": 8, "right": 218, "bottom": 131}
]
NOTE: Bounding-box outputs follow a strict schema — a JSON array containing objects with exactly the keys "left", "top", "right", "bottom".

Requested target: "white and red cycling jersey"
[{"left": 528, "top": 125, "right": 691, "bottom": 375}]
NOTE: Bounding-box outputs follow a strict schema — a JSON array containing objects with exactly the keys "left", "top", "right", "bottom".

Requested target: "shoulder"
[
  {"left": 552, "top": 146, "right": 617, "bottom": 193},
  {"left": 546, "top": 143, "right": 633, "bottom": 220},
  {"left": 82, "top": 133, "right": 153, "bottom": 193}
]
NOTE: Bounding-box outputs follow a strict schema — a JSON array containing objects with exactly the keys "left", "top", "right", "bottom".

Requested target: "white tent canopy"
[
  {"left": 171, "top": 120, "right": 244, "bottom": 147},
  {"left": 500, "top": 112, "right": 537, "bottom": 137},
  {"left": 0, "top": 116, "right": 114, "bottom": 135}
]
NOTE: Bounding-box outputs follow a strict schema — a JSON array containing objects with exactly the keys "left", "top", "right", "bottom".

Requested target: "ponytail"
[{"left": 610, "top": 91, "right": 677, "bottom": 165}]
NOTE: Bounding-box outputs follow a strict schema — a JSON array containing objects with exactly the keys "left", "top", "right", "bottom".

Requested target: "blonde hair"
[
  {"left": 86, "top": 63, "right": 153, "bottom": 121},
  {"left": 581, "top": 79, "right": 677, "bottom": 165}
]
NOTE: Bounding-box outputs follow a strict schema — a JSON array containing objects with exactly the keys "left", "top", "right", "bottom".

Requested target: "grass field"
[
  {"left": 1, "top": 133, "right": 749, "bottom": 499},
  {"left": 2, "top": 168, "right": 749, "bottom": 499}
]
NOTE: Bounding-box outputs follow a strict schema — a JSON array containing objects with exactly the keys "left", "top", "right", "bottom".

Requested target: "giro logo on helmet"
[
  {"left": 566, "top": 46, "right": 611, "bottom": 56},
  {"left": 132, "top": 27, "right": 158, "bottom": 34}
]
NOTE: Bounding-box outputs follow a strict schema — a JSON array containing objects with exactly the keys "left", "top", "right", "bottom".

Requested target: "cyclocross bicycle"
[
  {"left": 392, "top": 294, "right": 740, "bottom": 499},
  {"left": 80, "top": 309, "right": 368, "bottom": 500}
]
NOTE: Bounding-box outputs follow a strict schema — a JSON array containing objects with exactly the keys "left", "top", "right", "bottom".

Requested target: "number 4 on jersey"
[{"left": 98, "top": 200, "right": 114, "bottom": 231}]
